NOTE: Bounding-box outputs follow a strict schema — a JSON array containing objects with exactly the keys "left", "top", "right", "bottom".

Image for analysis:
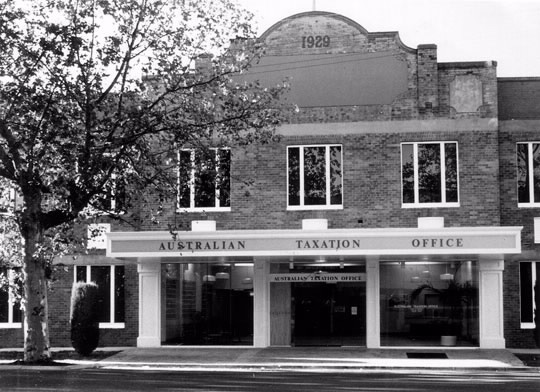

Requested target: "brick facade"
[
  {"left": 499, "top": 120, "right": 540, "bottom": 348},
  {"left": 2, "top": 11, "right": 539, "bottom": 349},
  {"left": 0, "top": 263, "right": 138, "bottom": 348}
]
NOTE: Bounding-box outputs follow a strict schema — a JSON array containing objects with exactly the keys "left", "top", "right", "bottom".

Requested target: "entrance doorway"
[{"left": 292, "top": 282, "right": 366, "bottom": 346}]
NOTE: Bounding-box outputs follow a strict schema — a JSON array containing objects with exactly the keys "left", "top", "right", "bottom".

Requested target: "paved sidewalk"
[
  {"left": 1, "top": 346, "right": 538, "bottom": 371},
  {"left": 62, "top": 347, "right": 533, "bottom": 371}
]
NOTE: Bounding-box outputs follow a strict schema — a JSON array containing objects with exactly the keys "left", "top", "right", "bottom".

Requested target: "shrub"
[{"left": 70, "top": 281, "right": 100, "bottom": 356}]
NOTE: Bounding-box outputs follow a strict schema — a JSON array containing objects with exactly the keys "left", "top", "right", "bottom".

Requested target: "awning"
[{"left": 106, "top": 226, "right": 522, "bottom": 259}]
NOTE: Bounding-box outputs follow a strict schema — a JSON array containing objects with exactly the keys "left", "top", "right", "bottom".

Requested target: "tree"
[{"left": 0, "top": 0, "right": 287, "bottom": 362}]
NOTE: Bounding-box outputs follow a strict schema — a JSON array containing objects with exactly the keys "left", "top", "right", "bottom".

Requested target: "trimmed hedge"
[{"left": 70, "top": 281, "right": 100, "bottom": 356}]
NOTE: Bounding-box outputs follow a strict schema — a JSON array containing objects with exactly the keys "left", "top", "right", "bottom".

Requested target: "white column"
[
  {"left": 479, "top": 258, "right": 505, "bottom": 348},
  {"left": 366, "top": 257, "right": 380, "bottom": 348},
  {"left": 253, "top": 258, "right": 270, "bottom": 347},
  {"left": 137, "top": 259, "right": 161, "bottom": 347}
]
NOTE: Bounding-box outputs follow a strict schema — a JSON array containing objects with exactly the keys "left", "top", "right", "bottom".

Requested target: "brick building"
[{"left": 1, "top": 11, "right": 539, "bottom": 350}]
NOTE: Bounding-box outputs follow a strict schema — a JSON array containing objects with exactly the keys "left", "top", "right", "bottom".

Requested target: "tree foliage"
[{"left": 0, "top": 0, "right": 287, "bottom": 362}]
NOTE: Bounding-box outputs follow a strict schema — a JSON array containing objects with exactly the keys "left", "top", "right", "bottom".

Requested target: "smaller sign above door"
[{"left": 269, "top": 273, "right": 366, "bottom": 283}]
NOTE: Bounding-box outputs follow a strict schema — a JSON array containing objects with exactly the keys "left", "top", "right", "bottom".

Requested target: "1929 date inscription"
[{"left": 302, "top": 35, "right": 330, "bottom": 48}]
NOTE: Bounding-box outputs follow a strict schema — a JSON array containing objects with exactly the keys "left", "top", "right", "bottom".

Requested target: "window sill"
[
  {"left": 520, "top": 323, "right": 535, "bottom": 329},
  {"left": 402, "top": 202, "right": 460, "bottom": 209},
  {"left": 99, "top": 322, "right": 125, "bottom": 329},
  {"left": 176, "top": 207, "right": 231, "bottom": 213},
  {"left": 518, "top": 203, "right": 540, "bottom": 208},
  {"left": 83, "top": 210, "right": 127, "bottom": 217},
  {"left": 0, "top": 323, "right": 22, "bottom": 329},
  {"left": 287, "top": 205, "right": 343, "bottom": 211}
]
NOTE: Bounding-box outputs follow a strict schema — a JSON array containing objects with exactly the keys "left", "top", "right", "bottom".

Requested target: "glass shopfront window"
[
  {"left": 161, "top": 263, "right": 253, "bottom": 345},
  {"left": 380, "top": 261, "right": 479, "bottom": 347}
]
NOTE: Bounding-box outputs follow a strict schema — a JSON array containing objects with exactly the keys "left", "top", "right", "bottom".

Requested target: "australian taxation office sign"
[
  {"left": 106, "top": 226, "right": 522, "bottom": 258},
  {"left": 270, "top": 273, "right": 366, "bottom": 283}
]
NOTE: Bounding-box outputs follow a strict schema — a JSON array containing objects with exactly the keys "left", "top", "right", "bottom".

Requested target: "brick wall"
[
  {"left": 0, "top": 323, "right": 23, "bottom": 349},
  {"left": 438, "top": 62, "right": 498, "bottom": 119},
  {"left": 417, "top": 44, "right": 439, "bottom": 114},
  {"left": 0, "top": 263, "right": 137, "bottom": 349},
  {"left": 499, "top": 120, "right": 540, "bottom": 348},
  {"left": 498, "top": 78, "right": 540, "bottom": 120},
  {"left": 135, "top": 127, "right": 500, "bottom": 232}
]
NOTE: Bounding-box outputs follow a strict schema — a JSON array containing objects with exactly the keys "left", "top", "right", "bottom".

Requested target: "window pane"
[
  {"left": 533, "top": 144, "right": 540, "bottom": 203},
  {"left": 162, "top": 263, "right": 253, "bottom": 345},
  {"left": 520, "top": 262, "right": 533, "bottom": 323},
  {"left": 91, "top": 266, "right": 111, "bottom": 323},
  {"left": 0, "top": 289, "right": 8, "bottom": 323},
  {"left": 217, "top": 149, "right": 231, "bottom": 208},
  {"left": 445, "top": 143, "right": 458, "bottom": 203},
  {"left": 330, "top": 146, "right": 343, "bottom": 205},
  {"left": 304, "top": 146, "right": 326, "bottom": 205},
  {"left": 288, "top": 147, "right": 300, "bottom": 206},
  {"left": 418, "top": 144, "right": 441, "bottom": 203},
  {"left": 517, "top": 144, "right": 530, "bottom": 203},
  {"left": 380, "top": 261, "right": 479, "bottom": 347},
  {"left": 114, "top": 177, "right": 127, "bottom": 212},
  {"left": 114, "top": 266, "right": 125, "bottom": 323},
  {"left": 0, "top": 187, "right": 13, "bottom": 214},
  {"left": 194, "top": 152, "right": 217, "bottom": 208},
  {"left": 76, "top": 266, "right": 87, "bottom": 282},
  {"left": 12, "top": 302, "right": 21, "bottom": 323},
  {"left": 178, "top": 151, "right": 192, "bottom": 209},
  {"left": 402, "top": 144, "right": 414, "bottom": 203}
]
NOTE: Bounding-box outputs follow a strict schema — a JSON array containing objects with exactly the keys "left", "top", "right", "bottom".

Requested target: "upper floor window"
[
  {"left": 75, "top": 265, "right": 125, "bottom": 328},
  {"left": 401, "top": 142, "right": 459, "bottom": 207},
  {"left": 287, "top": 145, "right": 343, "bottom": 210},
  {"left": 178, "top": 148, "right": 231, "bottom": 211},
  {"left": 517, "top": 142, "right": 540, "bottom": 207},
  {"left": 519, "top": 261, "right": 539, "bottom": 329},
  {"left": 0, "top": 186, "right": 22, "bottom": 216},
  {"left": 94, "top": 171, "right": 127, "bottom": 214},
  {"left": 0, "top": 269, "right": 22, "bottom": 328}
]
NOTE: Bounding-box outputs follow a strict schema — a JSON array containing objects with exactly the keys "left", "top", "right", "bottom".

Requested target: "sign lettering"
[
  {"left": 159, "top": 240, "right": 246, "bottom": 251},
  {"left": 302, "top": 35, "right": 330, "bottom": 48},
  {"left": 108, "top": 230, "right": 520, "bottom": 257},
  {"left": 269, "top": 273, "right": 366, "bottom": 283},
  {"left": 411, "top": 238, "right": 464, "bottom": 248}
]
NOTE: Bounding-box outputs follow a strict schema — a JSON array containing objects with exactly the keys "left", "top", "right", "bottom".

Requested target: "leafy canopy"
[{"left": 0, "top": 0, "right": 286, "bottom": 235}]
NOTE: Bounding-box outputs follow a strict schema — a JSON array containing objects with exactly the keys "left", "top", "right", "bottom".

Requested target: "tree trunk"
[
  {"left": 22, "top": 255, "right": 51, "bottom": 362},
  {"left": 20, "top": 196, "right": 51, "bottom": 362}
]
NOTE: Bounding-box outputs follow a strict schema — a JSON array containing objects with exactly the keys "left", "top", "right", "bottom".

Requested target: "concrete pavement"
[{"left": 0, "top": 346, "right": 532, "bottom": 371}]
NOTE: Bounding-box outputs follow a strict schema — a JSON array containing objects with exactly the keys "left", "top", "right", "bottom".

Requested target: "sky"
[{"left": 236, "top": 0, "right": 540, "bottom": 77}]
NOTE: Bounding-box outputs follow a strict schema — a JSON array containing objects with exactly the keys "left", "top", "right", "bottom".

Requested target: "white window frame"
[
  {"left": 74, "top": 265, "right": 125, "bottom": 329},
  {"left": 287, "top": 144, "right": 344, "bottom": 211},
  {"left": 176, "top": 148, "right": 231, "bottom": 212},
  {"left": 81, "top": 156, "right": 127, "bottom": 216},
  {"left": 520, "top": 261, "right": 538, "bottom": 329},
  {"left": 107, "top": 172, "right": 123, "bottom": 213},
  {"left": 401, "top": 141, "right": 460, "bottom": 208},
  {"left": 0, "top": 187, "right": 21, "bottom": 216},
  {"left": 0, "top": 270, "right": 22, "bottom": 329},
  {"left": 517, "top": 142, "right": 540, "bottom": 208}
]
